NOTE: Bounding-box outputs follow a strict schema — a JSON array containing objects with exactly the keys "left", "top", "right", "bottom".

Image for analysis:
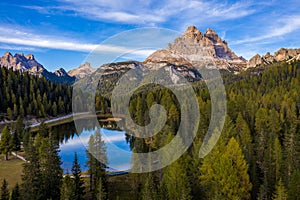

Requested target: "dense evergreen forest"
[
  {"left": 0, "top": 67, "right": 72, "bottom": 120},
  {"left": 1, "top": 61, "right": 300, "bottom": 199},
  {"left": 111, "top": 61, "right": 300, "bottom": 200}
]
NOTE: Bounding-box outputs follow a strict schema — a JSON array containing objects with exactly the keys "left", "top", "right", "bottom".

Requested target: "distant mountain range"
[
  {"left": 0, "top": 52, "right": 75, "bottom": 84},
  {"left": 1, "top": 25, "right": 300, "bottom": 85}
]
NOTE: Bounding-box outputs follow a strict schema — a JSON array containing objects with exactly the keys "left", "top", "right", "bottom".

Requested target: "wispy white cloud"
[
  {"left": 24, "top": 0, "right": 257, "bottom": 25},
  {"left": 0, "top": 25, "right": 155, "bottom": 59},
  {"left": 233, "top": 16, "right": 300, "bottom": 45},
  {"left": 0, "top": 44, "right": 38, "bottom": 52}
]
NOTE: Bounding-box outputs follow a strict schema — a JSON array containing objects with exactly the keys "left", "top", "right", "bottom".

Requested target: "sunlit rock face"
[
  {"left": 0, "top": 52, "right": 75, "bottom": 84},
  {"left": 247, "top": 48, "right": 300, "bottom": 68}
]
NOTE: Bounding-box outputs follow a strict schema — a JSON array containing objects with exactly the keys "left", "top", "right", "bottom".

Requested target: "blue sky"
[{"left": 0, "top": 0, "right": 299, "bottom": 71}]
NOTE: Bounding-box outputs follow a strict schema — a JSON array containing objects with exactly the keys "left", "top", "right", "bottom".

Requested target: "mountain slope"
[{"left": 0, "top": 52, "right": 75, "bottom": 84}]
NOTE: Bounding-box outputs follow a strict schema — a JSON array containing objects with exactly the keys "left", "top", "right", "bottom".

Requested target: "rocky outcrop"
[
  {"left": 143, "top": 49, "right": 192, "bottom": 67},
  {"left": 54, "top": 68, "right": 69, "bottom": 77},
  {"left": 247, "top": 54, "right": 263, "bottom": 68},
  {"left": 0, "top": 52, "right": 43, "bottom": 72},
  {"left": 0, "top": 52, "right": 75, "bottom": 84},
  {"left": 146, "top": 25, "right": 247, "bottom": 72},
  {"left": 68, "top": 62, "right": 97, "bottom": 79},
  {"left": 247, "top": 48, "right": 300, "bottom": 68}
]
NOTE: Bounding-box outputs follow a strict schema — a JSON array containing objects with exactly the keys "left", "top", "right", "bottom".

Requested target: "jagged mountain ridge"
[
  {"left": 94, "top": 25, "right": 247, "bottom": 91},
  {"left": 144, "top": 26, "right": 247, "bottom": 72},
  {"left": 0, "top": 52, "right": 75, "bottom": 84},
  {"left": 2, "top": 26, "right": 300, "bottom": 86},
  {"left": 247, "top": 48, "right": 300, "bottom": 68},
  {"left": 87, "top": 26, "right": 300, "bottom": 95}
]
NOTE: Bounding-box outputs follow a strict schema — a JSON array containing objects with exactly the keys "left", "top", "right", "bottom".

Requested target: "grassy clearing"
[{"left": 0, "top": 155, "right": 24, "bottom": 190}]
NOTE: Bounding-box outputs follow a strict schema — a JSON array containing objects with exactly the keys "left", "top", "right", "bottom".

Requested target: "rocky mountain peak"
[
  {"left": 78, "top": 62, "right": 91, "bottom": 69},
  {"left": 4, "top": 52, "right": 12, "bottom": 57},
  {"left": 54, "top": 68, "right": 68, "bottom": 77},
  {"left": 0, "top": 52, "right": 75, "bottom": 84},
  {"left": 247, "top": 48, "right": 300, "bottom": 68},
  {"left": 204, "top": 28, "right": 222, "bottom": 44},
  {"left": 205, "top": 28, "right": 216, "bottom": 35},
  {"left": 182, "top": 25, "right": 203, "bottom": 40},
  {"left": 68, "top": 62, "right": 96, "bottom": 79},
  {"left": 155, "top": 25, "right": 246, "bottom": 71},
  {"left": 26, "top": 54, "right": 35, "bottom": 60}
]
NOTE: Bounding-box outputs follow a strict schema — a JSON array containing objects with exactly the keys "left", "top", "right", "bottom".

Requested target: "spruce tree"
[
  {"left": 200, "top": 137, "right": 252, "bottom": 199},
  {"left": 95, "top": 177, "right": 107, "bottom": 200},
  {"left": 86, "top": 129, "right": 107, "bottom": 199},
  {"left": 21, "top": 141, "right": 43, "bottom": 200},
  {"left": 72, "top": 153, "right": 85, "bottom": 200},
  {"left": 0, "top": 126, "right": 12, "bottom": 160},
  {"left": 273, "top": 179, "right": 287, "bottom": 200},
  {"left": 141, "top": 173, "right": 158, "bottom": 200},
  {"left": 11, "top": 183, "right": 20, "bottom": 200},
  {"left": 0, "top": 179, "right": 9, "bottom": 200},
  {"left": 60, "top": 174, "right": 75, "bottom": 200},
  {"left": 287, "top": 170, "right": 300, "bottom": 200},
  {"left": 39, "top": 135, "right": 63, "bottom": 200},
  {"left": 162, "top": 158, "right": 191, "bottom": 200}
]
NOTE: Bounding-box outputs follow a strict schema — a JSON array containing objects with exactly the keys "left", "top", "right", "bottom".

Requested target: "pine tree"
[
  {"left": 21, "top": 141, "right": 43, "bottom": 200},
  {"left": 287, "top": 170, "right": 300, "bottom": 200},
  {"left": 86, "top": 129, "right": 107, "bottom": 199},
  {"left": 235, "top": 112, "right": 252, "bottom": 162},
  {"left": 283, "top": 107, "right": 300, "bottom": 183},
  {"left": 200, "top": 137, "right": 252, "bottom": 199},
  {"left": 60, "top": 174, "right": 75, "bottom": 200},
  {"left": 95, "top": 177, "right": 107, "bottom": 200},
  {"left": 162, "top": 158, "right": 191, "bottom": 200},
  {"left": 38, "top": 135, "right": 63, "bottom": 200},
  {"left": 11, "top": 183, "right": 20, "bottom": 200},
  {"left": 272, "top": 179, "right": 287, "bottom": 200},
  {"left": 0, "top": 179, "right": 9, "bottom": 200},
  {"left": 0, "top": 126, "right": 12, "bottom": 160},
  {"left": 72, "top": 153, "right": 85, "bottom": 200},
  {"left": 11, "top": 126, "right": 21, "bottom": 153},
  {"left": 141, "top": 173, "right": 158, "bottom": 200},
  {"left": 273, "top": 137, "right": 283, "bottom": 182}
]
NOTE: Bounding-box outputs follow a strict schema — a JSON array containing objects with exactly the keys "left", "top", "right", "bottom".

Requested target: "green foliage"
[
  {"left": 141, "top": 173, "right": 158, "bottom": 200},
  {"left": 21, "top": 141, "right": 43, "bottom": 200},
  {"left": 287, "top": 170, "right": 300, "bottom": 200},
  {"left": 273, "top": 179, "right": 288, "bottom": 200},
  {"left": 21, "top": 126, "right": 63, "bottom": 200},
  {"left": 162, "top": 158, "right": 191, "bottom": 200},
  {"left": 72, "top": 153, "right": 85, "bottom": 200},
  {"left": 11, "top": 183, "right": 20, "bottom": 200},
  {"left": 0, "top": 67, "right": 72, "bottom": 120},
  {"left": 11, "top": 117, "right": 23, "bottom": 152},
  {"left": 86, "top": 129, "right": 107, "bottom": 199},
  {"left": 0, "top": 179, "right": 9, "bottom": 200},
  {"left": 38, "top": 134, "right": 63, "bottom": 199},
  {"left": 60, "top": 174, "right": 75, "bottom": 200},
  {"left": 0, "top": 126, "right": 12, "bottom": 160},
  {"left": 200, "top": 138, "right": 252, "bottom": 199}
]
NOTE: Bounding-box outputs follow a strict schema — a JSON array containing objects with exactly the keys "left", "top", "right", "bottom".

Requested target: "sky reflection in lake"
[{"left": 59, "top": 128, "right": 132, "bottom": 173}]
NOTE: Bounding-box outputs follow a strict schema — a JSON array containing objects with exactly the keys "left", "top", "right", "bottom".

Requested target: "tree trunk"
[{"left": 5, "top": 153, "right": 8, "bottom": 161}]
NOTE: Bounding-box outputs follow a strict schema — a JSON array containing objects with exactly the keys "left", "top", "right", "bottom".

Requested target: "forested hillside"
[
  {"left": 0, "top": 67, "right": 72, "bottom": 120},
  {"left": 109, "top": 60, "right": 300, "bottom": 199},
  {"left": 1, "top": 61, "right": 299, "bottom": 200}
]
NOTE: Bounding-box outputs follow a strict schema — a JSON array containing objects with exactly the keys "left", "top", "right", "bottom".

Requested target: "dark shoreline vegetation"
[{"left": 0, "top": 60, "right": 300, "bottom": 199}]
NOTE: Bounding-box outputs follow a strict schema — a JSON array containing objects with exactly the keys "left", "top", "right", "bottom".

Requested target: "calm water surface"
[{"left": 59, "top": 127, "right": 132, "bottom": 172}]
